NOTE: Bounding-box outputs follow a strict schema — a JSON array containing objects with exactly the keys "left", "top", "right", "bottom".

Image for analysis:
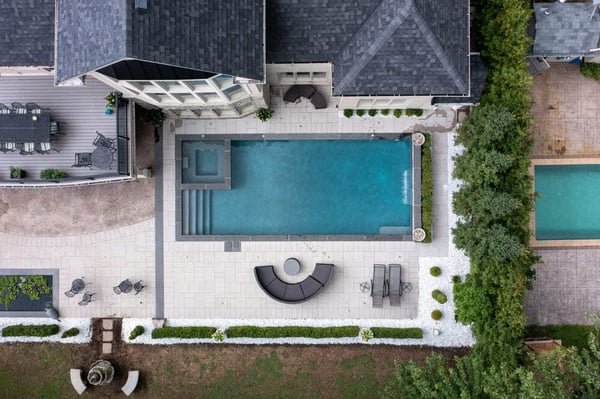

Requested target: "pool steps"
[{"left": 182, "top": 190, "right": 211, "bottom": 235}]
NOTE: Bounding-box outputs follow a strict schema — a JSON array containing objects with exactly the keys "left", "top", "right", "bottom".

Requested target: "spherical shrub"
[
  {"left": 393, "top": 109, "right": 402, "bottom": 118},
  {"left": 356, "top": 109, "right": 365, "bottom": 117},
  {"left": 343, "top": 109, "right": 353, "bottom": 118},
  {"left": 451, "top": 275, "right": 462, "bottom": 284},
  {"left": 430, "top": 266, "right": 441, "bottom": 277},
  {"left": 432, "top": 289, "right": 448, "bottom": 304},
  {"left": 431, "top": 310, "right": 443, "bottom": 320},
  {"left": 129, "top": 325, "right": 145, "bottom": 340},
  {"left": 368, "top": 109, "right": 378, "bottom": 117},
  {"left": 381, "top": 109, "right": 390, "bottom": 116}
]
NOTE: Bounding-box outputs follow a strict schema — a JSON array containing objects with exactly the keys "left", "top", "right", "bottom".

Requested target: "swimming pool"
[
  {"left": 535, "top": 164, "right": 600, "bottom": 240},
  {"left": 180, "top": 139, "right": 413, "bottom": 236}
]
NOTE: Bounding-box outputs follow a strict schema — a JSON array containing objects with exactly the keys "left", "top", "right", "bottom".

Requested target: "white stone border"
[{"left": 0, "top": 318, "right": 92, "bottom": 343}]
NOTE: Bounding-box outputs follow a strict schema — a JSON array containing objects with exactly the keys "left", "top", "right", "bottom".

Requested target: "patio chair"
[
  {"left": 113, "top": 279, "right": 133, "bottom": 294},
  {"left": 0, "top": 142, "right": 16, "bottom": 153},
  {"left": 11, "top": 102, "right": 26, "bottom": 114},
  {"left": 25, "top": 102, "right": 42, "bottom": 114},
  {"left": 50, "top": 121, "right": 62, "bottom": 135},
  {"left": 388, "top": 264, "right": 402, "bottom": 307},
  {"left": 72, "top": 152, "right": 92, "bottom": 168},
  {"left": 0, "top": 103, "right": 11, "bottom": 114},
  {"left": 37, "top": 142, "right": 60, "bottom": 154},
  {"left": 19, "top": 142, "right": 35, "bottom": 155},
  {"left": 371, "top": 264, "right": 387, "bottom": 308},
  {"left": 93, "top": 131, "right": 116, "bottom": 151},
  {"left": 133, "top": 281, "right": 145, "bottom": 295},
  {"left": 77, "top": 292, "right": 95, "bottom": 306},
  {"left": 64, "top": 278, "right": 87, "bottom": 297}
]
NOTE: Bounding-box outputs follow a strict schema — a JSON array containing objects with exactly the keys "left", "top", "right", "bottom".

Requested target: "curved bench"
[
  {"left": 283, "top": 85, "right": 327, "bottom": 109},
  {"left": 69, "top": 368, "right": 87, "bottom": 395},
  {"left": 121, "top": 370, "right": 140, "bottom": 396},
  {"left": 254, "top": 263, "right": 334, "bottom": 304}
]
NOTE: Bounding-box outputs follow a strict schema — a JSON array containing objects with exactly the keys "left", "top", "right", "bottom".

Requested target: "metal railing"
[{"left": 115, "top": 96, "right": 130, "bottom": 175}]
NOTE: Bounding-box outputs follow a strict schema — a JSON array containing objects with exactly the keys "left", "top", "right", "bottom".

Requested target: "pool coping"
[
  {"left": 530, "top": 157, "right": 600, "bottom": 248},
  {"left": 175, "top": 133, "right": 421, "bottom": 242}
]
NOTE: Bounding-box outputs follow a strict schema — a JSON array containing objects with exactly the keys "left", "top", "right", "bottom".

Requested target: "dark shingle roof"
[
  {"left": 0, "top": 0, "right": 55, "bottom": 67},
  {"left": 267, "top": 0, "right": 469, "bottom": 96},
  {"left": 56, "top": 0, "right": 264, "bottom": 84},
  {"left": 433, "top": 55, "right": 487, "bottom": 105},
  {"left": 533, "top": 3, "right": 600, "bottom": 56}
]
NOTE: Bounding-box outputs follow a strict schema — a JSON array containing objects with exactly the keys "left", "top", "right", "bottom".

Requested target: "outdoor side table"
[
  {"left": 283, "top": 257, "right": 301, "bottom": 276},
  {"left": 92, "top": 147, "right": 113, "bottom": 169}
]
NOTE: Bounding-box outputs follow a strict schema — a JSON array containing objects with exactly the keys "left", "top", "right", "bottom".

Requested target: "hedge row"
[
  {"left": 371, "top": 327, "right": 423, "bottom": 339},
  {"left": 150, "top": 325, "right": 423, "bottom": 340},
  {"left": 421, "top": 134, "right": 433, "bottom": 242},
  {"left": 225, "top": 326, "right": 360, "bottom": 339},
  {"left": 151, "top": 326, "right": 216, "bottom": 339},
  {"left": 2, "top": 324, "right": 59, "bottom": 337}
]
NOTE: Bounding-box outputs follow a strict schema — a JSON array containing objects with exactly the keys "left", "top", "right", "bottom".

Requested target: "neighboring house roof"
[
  {"left": 266, "top": 0, "right": 469, "bottom": 96},
  {"left": 0, "top": 0, "right": 55, "bottom": 67},
  {"left": 55, "top": 0, "right": 265, "bottom": 84},
  {"left": 533, "top": 3, "right": 600, "bottom": 56}
]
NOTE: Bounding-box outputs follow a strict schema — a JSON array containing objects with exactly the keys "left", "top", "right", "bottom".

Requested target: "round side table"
[{"left": 283, "top": 258, "right": 301, "bottom": 276}]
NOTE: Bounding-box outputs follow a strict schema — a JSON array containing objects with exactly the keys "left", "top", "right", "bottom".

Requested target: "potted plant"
[
  {"left": 9, "top": 166, "right": 25, "bottom": 179},
  {"left": 255, "top": 108, "right": 273, "bottom": 122},
  {"left": 40, "top": 169, "right": 67, "bottom": 180},
  {"left": 104, "top": 92, "right": 121, "bottom": 114}
]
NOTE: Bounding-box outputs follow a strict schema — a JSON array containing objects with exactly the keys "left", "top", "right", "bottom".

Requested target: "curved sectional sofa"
[{"left": 254, "top": 263, "right": 334, "bottom": 304}]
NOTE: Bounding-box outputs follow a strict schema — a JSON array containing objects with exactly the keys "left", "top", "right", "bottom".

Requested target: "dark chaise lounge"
[
  {"left": 254, "top": 263, "right": 334, "bottom": 304},
  {"left": 388, "top": 264, "right": 402, "bottom": 307}
]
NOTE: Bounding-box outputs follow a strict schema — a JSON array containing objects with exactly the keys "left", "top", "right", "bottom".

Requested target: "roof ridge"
[
  {"left": 410, "top": 5, "right": 467, "bottom": 93},
  {"left": 333, "top": 0, "right": 413, "bottom": 94}
]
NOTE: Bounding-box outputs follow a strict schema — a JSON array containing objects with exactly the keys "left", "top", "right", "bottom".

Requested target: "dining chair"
[
  {"left": 0, "top": 103, "right": 10, "bottom": 114},
  {"left": 50, "top": 121, "right": 62, "bottom": 135},
  {"left": 0, "top": 142, "right": 17, "bottom": 153},
  {"left": 72, "top": 152, "right": 93, "bottom": 168},
  {"left": 25, "top": 103, "right": 42, "bottom": 114},
  {"left": 133, "top": 281, "right": 145, "bottom": 295},
  {"left": 93, "top": 131, "right": 116, "bottom": 152},
  {"left": 19, "top": 142, "right": 35, "bottom": 155},
  {"left": 11, "top": 102, "right": 26, "bottom": 114},
  {"left": 37, "top": 142, "right": 60, "bottom": 154}
]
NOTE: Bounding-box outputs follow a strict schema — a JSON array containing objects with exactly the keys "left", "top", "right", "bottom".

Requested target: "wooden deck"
[{"left": 0, "top": 75, "right": 128, "bottom": 182}]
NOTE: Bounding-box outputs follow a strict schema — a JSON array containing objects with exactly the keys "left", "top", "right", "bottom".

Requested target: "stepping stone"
[
  {"left": 102, "top": 331, "right": 113, "bottom": 342},
  {"left": 102, "top": 319, "right": 113, "bottom": 330},
  {"left": 102, "top": 343, "right": 112, "bottom": 355}
]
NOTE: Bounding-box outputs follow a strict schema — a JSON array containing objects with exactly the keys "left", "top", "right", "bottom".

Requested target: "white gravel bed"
[{"left": 0, "top": 318, "right": 91, "bottom": 343}]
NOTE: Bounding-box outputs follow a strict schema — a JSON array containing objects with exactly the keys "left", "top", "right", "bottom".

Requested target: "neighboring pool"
[
  {"left": 535, "top": 164, "right": 600, "bottom": 240},
  {"left": 181, "top": 139, "right": 412, "bottom": 236}
]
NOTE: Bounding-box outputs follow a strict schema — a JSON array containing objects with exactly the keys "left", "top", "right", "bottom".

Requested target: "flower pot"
[{"left": 105, "top": 108, "right": 113, "bottom": 115}]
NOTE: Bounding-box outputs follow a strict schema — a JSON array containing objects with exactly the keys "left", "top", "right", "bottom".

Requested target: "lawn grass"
[{"left": 525, "top": 325, "right": 593, "bottom": 350}]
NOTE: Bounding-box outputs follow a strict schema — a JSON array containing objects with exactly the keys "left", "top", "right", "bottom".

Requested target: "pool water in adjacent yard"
[
  {"left": 535, "top": 164, "right": 600, "bottom": 240},
  {"left": 181, "top": 140, "right": 412, "bottom": 235}
]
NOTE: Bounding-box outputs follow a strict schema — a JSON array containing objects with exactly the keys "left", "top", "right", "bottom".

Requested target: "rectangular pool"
[
  {"left": 180, "top": 139, "right": 412, "bottom": 236},
  {"left": 535, "top": 164, "right": 600, "bottom": 240}
]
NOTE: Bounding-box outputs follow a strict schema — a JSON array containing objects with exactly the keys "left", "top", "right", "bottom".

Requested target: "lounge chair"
[
  {"left": 371, "top": 264, "right": 386, "bottom": 308},
  {"left": 388, "top": 264, "right": 402, "bottom": 307},
  {"left": 283, "top": 85, "right": 316, "bottom": 103}
]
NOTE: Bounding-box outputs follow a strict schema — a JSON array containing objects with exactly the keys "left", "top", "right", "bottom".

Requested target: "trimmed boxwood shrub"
[
  {"left": 343, "top": 109, "right": 353, "bottom": 118},
  {"left": 451, "top": 275, "right": 462, "bottom": 284},
  {"left": 393, "top": 109, "right": 402, "bottom": 118},
  {"left": 432, "top": 289, "right": 448, "bottom": 304},
  {"left": 368, "top": 109, "right": 378, "bottom": 117},
  {"left": 226, "top": 325, "right": 360, "bottom": 339},
  {"left": 371, "top": 327, "right": 423, "bottom": 339},
  {"left": 151, "top": 326, "right": 216, "bottom": 339},
  {"left": 381, "top": 109, "right": 390, "bottom": 116},
  {"left": 430, "top": 266, "right": 442, "bottom": 277},
  {"left": 356, "top": 109, "right": 365, "bottom": 117},
  {"left": 129, "top": 325, "right": 145, "bottom": 340},
  {"left": 421, "top": 134, "right": 433, "bottom": 243},
  {"left": 431, "top": 310, "right": 443, "bottom": 320},
  {"left": 2, "top": 324, "right": 59, "bottom": 337},
  {"left": 61, "top": 327, "right": 79, "bottom": 338}
]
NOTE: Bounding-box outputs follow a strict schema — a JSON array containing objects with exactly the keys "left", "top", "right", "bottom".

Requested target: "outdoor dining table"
[
  {"left": 92, "top": 147, "right": 113, "bottom": 169},
  {"left": 0, "top": 113, "right": 51, "bottom": 143}
]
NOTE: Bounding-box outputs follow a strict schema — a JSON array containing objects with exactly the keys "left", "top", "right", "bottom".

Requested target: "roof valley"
[{"left": 411, "top": 5, "right": 466, "bottom": 94}]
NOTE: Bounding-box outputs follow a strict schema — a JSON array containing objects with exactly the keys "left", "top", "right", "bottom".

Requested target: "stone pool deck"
[{"left": 526, "top": 63, "right": 600, "bottom": 325}]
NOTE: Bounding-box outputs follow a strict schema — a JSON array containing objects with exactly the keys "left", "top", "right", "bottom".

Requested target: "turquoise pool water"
[
  {"left": 182, "top": 140, "right": 412, "bottom": 235},
  {"left": 535, "top": 164, "right": 600, "bottom": 240}
]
